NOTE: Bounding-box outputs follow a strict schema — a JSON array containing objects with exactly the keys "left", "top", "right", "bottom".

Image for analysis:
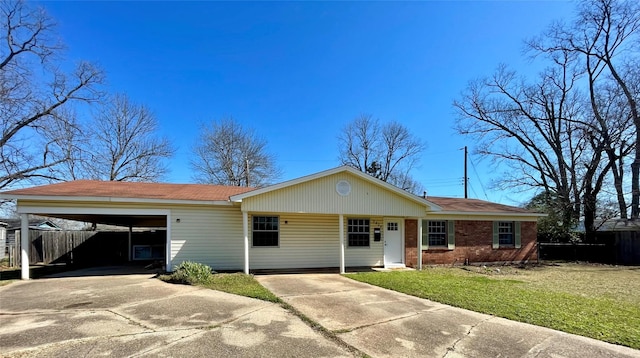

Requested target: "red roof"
[
  {"left": 426, "top": 196, "right": 532, "bottom": 214},
  {"left": 1, "top": 180, "right": 255, "bottom": 202},
  {"left": 1, "top": 181, "right": 535, "bottom": 215}
]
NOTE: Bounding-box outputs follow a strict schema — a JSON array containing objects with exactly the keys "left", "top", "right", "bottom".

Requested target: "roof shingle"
[
  {"left": 1, "top": 180, "right": 255, "bottom": 202},
  {"left": 426, "top": 196, "right": 532, "bottom": 214}
]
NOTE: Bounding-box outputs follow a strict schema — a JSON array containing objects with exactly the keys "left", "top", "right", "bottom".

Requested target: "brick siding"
[{"left": 404, "top": 219, "right": 538, "bottom": 266}]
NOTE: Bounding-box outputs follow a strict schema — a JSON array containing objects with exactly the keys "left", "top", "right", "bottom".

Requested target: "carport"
[
  {"left": 0, "top": 180, "right": 255, "bottom": 280},
  {"left": 13, "top": 206, "right": 171, "bottom": 280}
]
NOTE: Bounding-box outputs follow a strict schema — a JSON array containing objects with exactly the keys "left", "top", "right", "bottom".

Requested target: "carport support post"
[
  {"left": 20, "top": 213, "right": 29, "bottom": 280},
  {"left": 417, "top": 218, "right": 423, "bottom": 270},
  {"left": 128, "top": 225, "right": 132, "bottom": 261},
  {"left": 243, "top": 211, "right": 249, "bottom": 274},
  {"left": 339, "top": 214, "right": 345, "bottom": 274}
]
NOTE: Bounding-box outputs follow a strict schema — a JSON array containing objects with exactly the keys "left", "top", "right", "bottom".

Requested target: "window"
[
  {"left": 422, "top": 220, "right": 455, "bottom": 249},
  {"left": 387, "top": 222, "right": 398, "bottom": 231},
  {"left": 252, "top": 216, "right": 279, "bottom": 247},
  {"left": 348, "top": 218, "right": 370, "bottom": 247},
  {"left": 132, "top": 245, "right": 164, "bottom": 260},
  {"left": 428, "top": 221, "right": 447, "bottom": 247},
  {"left": 498, "top": 221, "right": 514, "bottom": 245}
]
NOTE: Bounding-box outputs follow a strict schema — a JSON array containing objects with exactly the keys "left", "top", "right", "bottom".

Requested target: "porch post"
[
  {"left": 20, "top": 213, "right": 29, "bottom": 280},
  {"left": 243, "top": 211, "right": 249, "bottom": 274},
  {"left": 417, "top": 218, "right": 423, "bottom": 270},
  {"left": 128, "top": 225, "right": 133, "bottom": 261},
  {"left": 339, "top": 214, "right": 345, "bottom": 274}
]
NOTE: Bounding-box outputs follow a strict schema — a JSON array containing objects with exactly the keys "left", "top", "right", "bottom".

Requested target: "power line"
[
  {"left": 468, "top": 180, "right": 479, "bottom": 199},
  {"left": 468, "top": 155, "right": 489, "bottom": 201}
]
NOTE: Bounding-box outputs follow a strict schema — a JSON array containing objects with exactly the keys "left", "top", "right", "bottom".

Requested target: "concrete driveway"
[
  {"left": 0, "top": 268, "right": 351, "bottom": 358},
  {"left": 256, "top": 273, "right": 640, "bottom": 358}
]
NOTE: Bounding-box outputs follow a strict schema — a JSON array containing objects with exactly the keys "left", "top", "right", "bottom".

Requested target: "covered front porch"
[
  {"left": 240, "top": 212, "right": 422, "bottom": 274},
  {"left": 231, "top": 167, "right": 438, "bottom": 274}
]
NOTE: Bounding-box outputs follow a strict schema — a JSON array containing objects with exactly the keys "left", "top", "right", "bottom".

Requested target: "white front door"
[{"left": 384, "top": 219, "right": 404, "bottom": 268}]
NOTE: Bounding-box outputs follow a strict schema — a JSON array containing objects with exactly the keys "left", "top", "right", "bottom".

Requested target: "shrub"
[{"left": 168, "top": 261, "right": 214, "bottom": 285}]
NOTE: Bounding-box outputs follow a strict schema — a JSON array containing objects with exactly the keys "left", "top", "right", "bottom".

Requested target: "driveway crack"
[
  {"left": 333, "top": 311, "right": 424, "bottom": 334},
  {"left": 128, "top": 330, "right": 204, "bottom": 357},
  {"left": 442, "top": 316, "right": 494, "bottom": 358},
  {"left": 106, "top": 309, "right": 155, "bottom": 331}
]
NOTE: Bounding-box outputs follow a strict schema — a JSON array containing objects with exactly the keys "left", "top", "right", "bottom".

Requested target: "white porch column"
[
  {"left": 339, "top": 214, "right": 345, "bottom": 274},
  {"left": 20, "top": 213, "right": 29, "bottom": 280},
  {"left": 165, "top": 213, "right": 172, "bottom": 272},
  {"left": 243, "top": 211, "right": 249, "bottom": 274},
  {"left": 417, "top": 218, "right": 423, "bottom": 270},
  {"left": 128, "top": 225, "right": 133, "bottom": 261}
]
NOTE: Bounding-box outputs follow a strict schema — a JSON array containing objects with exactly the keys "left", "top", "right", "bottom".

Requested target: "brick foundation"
[{"left": 404, "top": 219, "right": 538, "bottom": 266}]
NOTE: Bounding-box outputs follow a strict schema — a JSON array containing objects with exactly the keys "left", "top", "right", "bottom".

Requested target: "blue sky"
[{"left": 40, "top": 0, "right": 575, "bottom": 205}]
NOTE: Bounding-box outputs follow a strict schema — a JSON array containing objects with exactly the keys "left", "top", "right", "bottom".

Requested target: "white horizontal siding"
[
  {"left": 344, "top": 215, "right": 384, "bottom": 267},
  {"left": 241, "top": 172, "right": 426, "bottom": 217},
  {"left": 248, "top": 214, "right": 385, "bottom": 269},
  {"left": 170, "top": 206, "right": 244, "bottom": 270},
  {"left": 250, "top": 214, "right": 339, "bottom": 269}
]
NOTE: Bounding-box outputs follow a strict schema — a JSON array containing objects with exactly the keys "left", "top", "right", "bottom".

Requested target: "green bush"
[{"left": 169, "top": 261, "right": 214, "bottom": 285}]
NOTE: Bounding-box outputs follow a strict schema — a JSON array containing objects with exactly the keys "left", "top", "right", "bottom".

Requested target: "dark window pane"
[
  {"left": 498, "top": 222, "right": 514, "bottom": 245},
  {"left": 348, "top": 219, "right": 370, "bottom": 247},
  {"left": 428, "top": 221, "right": 447, "bottom": 247},
  {"left": 252, "top": 216, "right": 279, "bottom": 247}
]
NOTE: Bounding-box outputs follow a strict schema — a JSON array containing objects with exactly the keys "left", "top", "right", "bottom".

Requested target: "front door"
[{"left": 384, "top": 219, "right": 404, "bottom": 267}]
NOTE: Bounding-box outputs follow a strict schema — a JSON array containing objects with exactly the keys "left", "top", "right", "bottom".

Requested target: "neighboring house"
[
  {"left": 1, "top": 218, "right": 61, "bottom": 259},
  {"left": 0, "top": 166, "right": 542, "bottom": 278}
]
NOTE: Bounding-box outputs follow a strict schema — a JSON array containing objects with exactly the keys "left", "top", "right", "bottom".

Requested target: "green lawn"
[
  {"left": 159, "top": 271, "right": 280, "bottom": 303},
  {"left": 346, "top": 264, "right": 640, "bottom": 349},
  {"left": 200, "top": 273, "right": 280, "bottom": 302}
]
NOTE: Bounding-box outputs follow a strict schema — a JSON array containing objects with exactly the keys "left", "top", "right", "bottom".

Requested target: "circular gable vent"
[{"left": 336, "top": 180, "right": 351, "bottom": 196}]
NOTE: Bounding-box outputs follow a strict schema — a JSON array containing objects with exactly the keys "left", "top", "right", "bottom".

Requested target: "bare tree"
[
  {"left": 530, "top": 0, "right": 640, "bottom": 218},
  {"left": 70, "top": 94, "right": 173, "bottom": 182},
  {"left": 191, "top": 117, "right": 281, "bottom": 187},
  {"left": 338, "top": 114, "right": 425, "bottom": 193},
  {"left": 454, "top": 62, "right": 588, "bottom": 231},
  {"left": 0, "top": 0, "right": 103, "bottom": 189}
]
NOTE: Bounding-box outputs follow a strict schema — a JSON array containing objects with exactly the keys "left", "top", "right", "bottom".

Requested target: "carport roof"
[{"left": 1, "top": 180, "right": 256, "bottom": 202}]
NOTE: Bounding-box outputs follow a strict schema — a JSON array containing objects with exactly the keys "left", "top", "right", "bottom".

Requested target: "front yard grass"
[
  {"left": 346, "top": 263, "right": 640, "bottom": 349},
  {"left": 159, "top": 271, "right": 280, "bottom": 303},
  {"left": 200, "top": 273, "right": 280, "bottom": 302}
]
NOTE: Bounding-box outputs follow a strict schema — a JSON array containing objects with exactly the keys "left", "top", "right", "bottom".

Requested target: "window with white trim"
[
  {"left": 252, "top": 216, "right": 279, "bottom": 247},
  {"left": 348, "top": 218, "right": 370, "bottom": 247},
  {"left": 498, "top": 221, "right": 514, "bottom": 245},
  {"left": 428, "top": 221, "right": 447, "bottom": 247}
]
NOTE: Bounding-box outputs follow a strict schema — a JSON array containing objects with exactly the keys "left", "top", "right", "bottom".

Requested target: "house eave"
[
  {"left": 432, "top": 211, "right": 546, "bottom": 218},
  {"left": 0, "top": 194, "right": 234, "bottom": 206}
]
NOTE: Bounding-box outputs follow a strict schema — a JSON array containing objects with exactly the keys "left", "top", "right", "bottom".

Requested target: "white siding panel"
[
  {"left": 241, "top": 172, "right": 426, "bottom": 217},
  {"left": 248, "top": 214, "right": 385, "bottom": 269},
  {"left": 170, "top": 206, "right": 244, "bottom": 270},
  {"left": 250, "top": 214, "right": 340, "bottom": 269},
  {"left": 344, "top": 216, "right": 384, "bottom": 267}
]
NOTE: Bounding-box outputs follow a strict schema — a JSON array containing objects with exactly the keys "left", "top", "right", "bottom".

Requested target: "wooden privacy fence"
[
  {"left": 616, "top": 231, "right": 640, "bottom": 265},
  {"left": 539, "top": 233, "right": 640, "bottom": 265},
  {"left": 9, "top": 230, "right": 131, "bottom": 267}
]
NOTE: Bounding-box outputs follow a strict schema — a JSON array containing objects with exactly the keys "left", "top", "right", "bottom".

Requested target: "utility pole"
[
  {"left": 464, "top": 146, "right": 468, "bottom": 199},
  {"left": 245, "top": 157, "right": 250, "bottom": 187}
]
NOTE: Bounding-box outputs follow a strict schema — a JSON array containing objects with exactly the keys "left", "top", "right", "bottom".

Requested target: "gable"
[{"left": 239, "top": 172, "right": 428, "bottom": 216}]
